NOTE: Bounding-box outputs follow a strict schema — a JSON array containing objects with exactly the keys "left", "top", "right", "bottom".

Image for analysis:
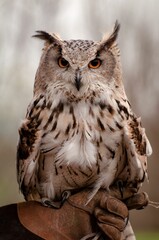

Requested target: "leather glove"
[
  {"left": 67, "top": 189, "right": 149, "bottom": 240},
  {"left": 18, "top": 189, "right": 149, "bottom": 240}
]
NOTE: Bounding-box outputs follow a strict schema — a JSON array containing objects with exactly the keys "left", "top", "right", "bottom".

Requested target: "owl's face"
[{"left": 34, "top": 22, "right": 121, "bottom": 98}]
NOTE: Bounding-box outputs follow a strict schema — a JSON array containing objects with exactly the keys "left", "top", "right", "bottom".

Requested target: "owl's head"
[{"left": 33, "top": 21, "right": 122, "bottom": 98}]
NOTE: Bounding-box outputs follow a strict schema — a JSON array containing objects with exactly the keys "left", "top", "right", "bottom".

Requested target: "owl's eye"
[
  {"left": 58, "top": 57, "right": 69, "bottom": 68},
  {"left": 88, "top": 58, "right": 101, "bottom": 69}
]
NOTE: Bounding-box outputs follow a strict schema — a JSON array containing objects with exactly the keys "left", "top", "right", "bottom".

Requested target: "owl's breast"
[
  {"left": 41, "top": 97, "right": 123, "bottom": 170},
  {"left": 38, "top": 97, "right": 124, "bottom": 199}
]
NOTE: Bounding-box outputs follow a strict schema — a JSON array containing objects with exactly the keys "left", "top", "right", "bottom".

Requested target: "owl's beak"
[{"left": 75, "top": 69, "right": 82, "bottom": 91}]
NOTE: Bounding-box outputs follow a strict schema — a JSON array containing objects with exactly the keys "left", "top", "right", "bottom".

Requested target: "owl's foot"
[
  {"left": 41, "top": 190, "right": 71, "bottom": 209},
  {"left": 115, "top": 180, "right": 140, "bottom": 199}
]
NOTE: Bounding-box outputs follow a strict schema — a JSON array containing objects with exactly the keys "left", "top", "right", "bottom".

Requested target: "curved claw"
[
  {"left": 116, "top": 180, "right": 124, "bottom": 199},
  {"left": 61, "top": 190, "right": 71, "bottom": 204},
  {"left": 41, "top": 198, "right": 62, "bottom": 209}
]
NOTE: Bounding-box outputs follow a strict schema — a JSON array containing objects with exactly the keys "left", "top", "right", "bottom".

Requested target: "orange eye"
[
  {"left": 58, "top": 57, "right": 69, "bottom": 68},
  {"left": 88, "top": 58, "right": 101, "bottom": 69}
]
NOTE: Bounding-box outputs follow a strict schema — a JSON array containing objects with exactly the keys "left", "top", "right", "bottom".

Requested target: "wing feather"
[
  {"left": 118, "top": 113, "right": 152, "bottom": 191},
  {"left": 17, "top": 94, "right": 46, "bottom": 200},
  {"left": 115, "top": 96, "right": 152, "bottom": 192}
]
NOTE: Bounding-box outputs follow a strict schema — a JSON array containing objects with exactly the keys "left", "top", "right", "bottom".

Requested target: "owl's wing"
[
  {"left": 115, "top": 98, "right": 152, "bottom": 193},
  {"left": 17, "top": 94, "right": 45, "bottom": 200},
  {"left": 124, "top": 115, "right": 152, "bottom": 179}
]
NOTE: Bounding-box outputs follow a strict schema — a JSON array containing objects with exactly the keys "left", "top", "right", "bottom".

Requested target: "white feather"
[{"left": 56, "top": 133, "right": 97, "bottom": 168}]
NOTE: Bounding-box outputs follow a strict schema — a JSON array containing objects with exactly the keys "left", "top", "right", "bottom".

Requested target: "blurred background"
[{"left": 0, "top": 0, "right": 159, "bottom": 238}]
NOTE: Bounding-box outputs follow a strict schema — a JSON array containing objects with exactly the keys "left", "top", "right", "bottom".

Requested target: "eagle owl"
[{"left": 17, "top": 22, "right": 152, "bottom": 205}]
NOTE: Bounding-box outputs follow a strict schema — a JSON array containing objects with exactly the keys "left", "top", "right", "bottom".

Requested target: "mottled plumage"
[{"left": 17, "top": 22, "right": 152, "bottom": 205}]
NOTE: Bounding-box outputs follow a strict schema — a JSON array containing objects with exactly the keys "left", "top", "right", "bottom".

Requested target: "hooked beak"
[{"left": 75, "top": 69, "right": 82, "bottom": 91}]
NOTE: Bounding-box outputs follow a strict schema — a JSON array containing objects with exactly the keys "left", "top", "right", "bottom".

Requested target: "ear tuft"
[
  {"left": 106, "top": 20, "right": 120, "bottom": 45},
  {"left": 99, "top": 21, "right": 120, "bottom": 50},
  {"left": 32, "top": 31, "right": 62, "bottom": 45}
]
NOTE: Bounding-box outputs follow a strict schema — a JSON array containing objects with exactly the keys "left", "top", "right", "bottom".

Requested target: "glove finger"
[
  {"left": 94, "top": 207, "right": 127, "bottom": 232},
  {"left": 100, "top": 196, "right": 128, "bottom": 219},
  {"left": 125, "top": 192, "right": 149, "bottom": 210},
  {"left": 97, "top": 222, "right": 122, "bottom": 240}
]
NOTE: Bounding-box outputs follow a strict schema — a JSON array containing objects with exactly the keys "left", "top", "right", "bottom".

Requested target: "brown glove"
[
  {"left": 18, "top": 189, "right": 149, "bottom": 240},
  {"left": 67, "top": 190, "right": 149, "bottom": 240}
]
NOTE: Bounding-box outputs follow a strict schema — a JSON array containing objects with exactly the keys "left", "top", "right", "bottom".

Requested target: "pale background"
[{"left": 0, "top": 0, "right": 159, "bottom": 232}]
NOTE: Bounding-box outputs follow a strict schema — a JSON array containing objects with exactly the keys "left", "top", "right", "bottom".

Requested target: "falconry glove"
[{"left": 17, "top": 189, "right": 149, "bottom": 240}]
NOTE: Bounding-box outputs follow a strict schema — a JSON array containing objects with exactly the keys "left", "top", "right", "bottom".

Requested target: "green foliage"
[{"left": 136, "top": 232, "right": 159, "bottom": 240}]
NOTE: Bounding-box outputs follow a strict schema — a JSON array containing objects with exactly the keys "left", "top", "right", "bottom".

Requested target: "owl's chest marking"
[
  {"left": 38, "top": 94, "right": 126, "bottom": 199},
  {"left": 41, "top": 94, "right": 123, "bottom": 172}
]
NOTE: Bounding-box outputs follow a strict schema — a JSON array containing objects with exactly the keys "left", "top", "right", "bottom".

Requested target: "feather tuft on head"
[
  {"left": 32, "top": 31, "right": 62, "bottom": 46},
  {"left": 98, "top": 21, "right": 120, "bottom": 51}
]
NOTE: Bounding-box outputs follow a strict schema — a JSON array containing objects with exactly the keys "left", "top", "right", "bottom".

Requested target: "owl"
[{"left": 17, "top": 21, "right": 152, "bottom": 206}]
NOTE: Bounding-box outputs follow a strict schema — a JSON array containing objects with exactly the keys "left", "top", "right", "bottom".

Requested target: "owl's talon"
[
  {"left": 41, "top": 198, "right": 62, "bottom": 209},
  {"left": 61, "top": 190, "right": 71, "bottom": 204},
  {"left": 117, "top": 180, "right": 124, "bottom": 199}
]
